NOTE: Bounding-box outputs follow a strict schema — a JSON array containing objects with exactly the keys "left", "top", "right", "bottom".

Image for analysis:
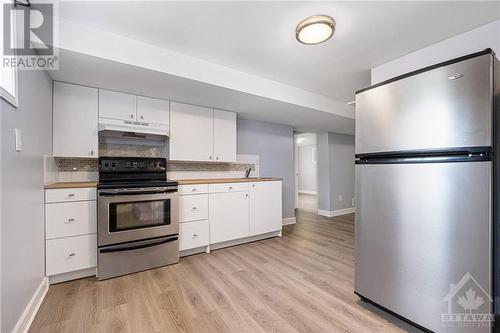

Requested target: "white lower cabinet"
[
  {"left": 249, "top": 181, "right": 282, "bottom": 236},
  {"left": 46, "top": 234, "right": 97, "bottom": 276},
  {"left": 209, "top": 191, "right": 250, "bottom": 244},
  {"left": 179, "top": 194, "right": 208, "bottom": 223},
  {"left": 45, "top": 201, "right": 97, "bottom": 239},
  {"left": 44, "top": 187, "right": 97, "bottom": 282},
  {"left": 179, "top": 220, "right": 209, "bottom": 251}
]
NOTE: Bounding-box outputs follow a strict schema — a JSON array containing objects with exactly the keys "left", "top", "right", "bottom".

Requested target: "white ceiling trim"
[{"left": 55, "top": 17, "right": 354, "bottom": 120}]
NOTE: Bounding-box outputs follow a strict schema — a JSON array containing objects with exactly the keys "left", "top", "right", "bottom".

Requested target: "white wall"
[
  {"left": 317, "top": 133, "right": 355, "bottom": 213},
  {"left": 1, "top": 68, "right": 52, "bottom": 332},
  {"left": 371, "top": 20, "right": 500, "bottom": 84},
  {"left": 298, "top": 144, "right": 316, "bottom": 194}
]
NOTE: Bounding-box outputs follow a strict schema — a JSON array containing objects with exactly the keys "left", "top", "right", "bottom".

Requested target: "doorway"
[{"left": 294, "top": 133, "right": 317, "bottom": 213}]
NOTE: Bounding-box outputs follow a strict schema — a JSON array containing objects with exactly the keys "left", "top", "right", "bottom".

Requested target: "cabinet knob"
[
  {"left": 130, "top": 113, "right": 134, "bottom": 119},
  {"left": 140, "top": 115, "right": 144, "bottom": 120},
  {"left": 209, "top": 156, "right": 212, "bottom": 160},
  {"left": 191, "top": 188, "right": 197, "bottom": 192},
  {"left": 228, "top": 186, "right": 233, "bottom": 190},
  {"left": 68, "top": 253, "right": 75, "bottom": 257},
  {"left": 216, "top": 156, "right": 219, "bottom": 160},
  {"left": 192, "top": 233, "right": 198, "bottom": 238},
  {"left": 90, "top": 150, "right": 94, "bottom": 156},
  {"left": 246, "top": 193, "right": 248, "bottom": 198},
  {"left": 191, "top": 207, "right": 197, "bottom": 211},
  {"left": 252, "top": 184, "right": 255, "bottom": 187}
]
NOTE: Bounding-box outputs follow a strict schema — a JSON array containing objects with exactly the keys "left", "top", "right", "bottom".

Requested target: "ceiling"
[
  {"left": 56, "top": 1, "right": 500, "bottom": 103},
  {"left": 52, "top": 49, "right": 355, "bottom": 134}
]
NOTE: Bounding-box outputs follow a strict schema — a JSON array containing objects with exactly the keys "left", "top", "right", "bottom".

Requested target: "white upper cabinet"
[
  {"left": 53, "top": 82, "right": 98, "bottom": 158},
  {"left": 169, "top": 102, "right": 237, "bottom": 162},
  {"left": 213, "top": 109, "right": 236, "bottom": 162},
  {"left": 170, "top": 102, "right": 214, "bottom": 162},
  {"left": 136, "top": 96, "right": 170, "bottom": 125},
  {"left": 249, "top": 181, "right": 282, "bottom": 236},
  {"left": 99, "top": 89, "right": 137, "bottom": 121}
]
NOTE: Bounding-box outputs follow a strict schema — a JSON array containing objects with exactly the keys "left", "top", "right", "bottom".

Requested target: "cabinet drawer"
[
  {"left": 45, "top": 188, "right": 96, "bottom": 203},
  {"left": 179, "top": 220, "right": 209, "bottom": 251},
  {"left": 178, "top": 184, "right": 209, "bottom": 195},
  {"left": 179, "top": 194, "right": 208, "bottom": 223},
  {"left": 46, "top": 201, "right": 97, "bottom": 239},
  {"left": 46, "top": 234, "right": 97, "bottom": 276},
  {"left": 209, "top": 182, "right": 249, "bottom": 193}
]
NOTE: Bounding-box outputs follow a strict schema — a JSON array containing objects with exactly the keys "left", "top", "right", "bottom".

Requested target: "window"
[{"left": 0, "top": 1, "right": 19, "bottom": 107}]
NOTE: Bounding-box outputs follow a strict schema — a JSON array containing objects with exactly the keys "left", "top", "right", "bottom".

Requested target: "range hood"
[{"left": 98, "top": 118, "right": 169, "bottom": 137}]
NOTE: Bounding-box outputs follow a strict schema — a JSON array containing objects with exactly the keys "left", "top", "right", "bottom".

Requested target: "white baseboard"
[
  {"left": 298, "top": 190, "right": 317, "bottom": 195},
  {"left": 318, "top": 207, "right": 355, "bottom": 217},
  {"left": 282, "top": 217, "right": 296, "bottom": 225},
  {"left": 13, "top": 277, "right": 49, "bottom": 333}
]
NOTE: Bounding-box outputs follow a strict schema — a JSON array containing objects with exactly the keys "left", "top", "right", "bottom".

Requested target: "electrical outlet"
[{"left": 339, "top": 195, "right": 343, "bottom": 202}]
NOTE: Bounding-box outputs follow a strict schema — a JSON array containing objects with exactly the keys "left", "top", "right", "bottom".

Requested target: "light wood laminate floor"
[{"left": 30, "top": 194, "right": 409, "bottom": 333}]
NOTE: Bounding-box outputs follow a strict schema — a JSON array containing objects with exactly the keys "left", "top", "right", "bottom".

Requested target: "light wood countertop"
[
  {"left": 176, "top": 178, "right": 282, "bottom": 185},
  {"left": 44, "top": 181, "right": 98, "bottom": 189},
  {"left": 44, "top": 178, "right": 282, "bottom": 188}
]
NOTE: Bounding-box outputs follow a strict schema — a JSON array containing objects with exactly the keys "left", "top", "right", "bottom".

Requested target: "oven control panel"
[{"left": 99, "top": 158, "right": 166, "bottom": 172}]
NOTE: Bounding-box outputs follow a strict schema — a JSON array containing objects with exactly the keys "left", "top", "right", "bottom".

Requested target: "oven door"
[{"left": 98, "top": 189, "right": 179, "bottom": 246}]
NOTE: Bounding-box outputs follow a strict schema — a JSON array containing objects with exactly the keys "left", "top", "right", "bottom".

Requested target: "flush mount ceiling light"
[{"left": 296, "top": 15, "right": 335, "bottom": 45}]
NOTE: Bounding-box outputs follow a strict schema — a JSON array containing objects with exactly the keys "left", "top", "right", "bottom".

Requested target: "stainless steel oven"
[
  {"left": 98, "top": 187, "right": 178, "bottom": 246},
  {"left": 97, "top": 157, "right": 179, "bottom": 280}
]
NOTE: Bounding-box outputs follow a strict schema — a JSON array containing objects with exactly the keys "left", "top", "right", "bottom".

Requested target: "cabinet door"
[
  {"left": 53, "top": 82, "right": 98, "bottom": 158},
  {"left": 137, "top": 96, "right": 170, "bottom": 124},
  {"left": 213, "top": 109, "right": 236, "bottom": 162},
  {"left": 209, "top": 192, "right": 249, "bottom": 244},
  {"left": 99, "top": 89, "right": 137, "bottom": 121},
  {"left": 249, "top": 181, "right": 282, "bottom": 236},
  {"left": 170, "top": 102, "right": 214, "bottom": 161}
]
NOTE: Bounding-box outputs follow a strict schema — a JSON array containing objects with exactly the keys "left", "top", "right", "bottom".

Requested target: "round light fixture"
[{"left": 296, "top": 15, "right": 335, "bottom": 45}]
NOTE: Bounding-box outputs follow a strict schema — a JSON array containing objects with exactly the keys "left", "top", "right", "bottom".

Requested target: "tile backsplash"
[
  {"left": 99, "top": 142, "right": 165, "bottom": 158},
  {"left": 57, "top": 158, "right": 98, "bottom": 172},
  {"left": 44, "top": 137, "right": 259, "bottom": 183}
]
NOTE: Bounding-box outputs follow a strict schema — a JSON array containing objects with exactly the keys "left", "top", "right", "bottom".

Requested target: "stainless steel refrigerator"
[{"left": 354, "top": 49, "right": 499, "bottom": 333}]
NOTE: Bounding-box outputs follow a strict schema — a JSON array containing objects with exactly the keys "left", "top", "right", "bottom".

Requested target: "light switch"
[{"left": 15, "top": 128, "right": 22, "bottom": 151}]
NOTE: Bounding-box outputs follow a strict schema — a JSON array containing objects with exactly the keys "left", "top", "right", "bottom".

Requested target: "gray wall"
[
  {"left": 317, "top": 133, "right": 355, "bottom": 212},
  {"left": 1, "top": 70, "right": 52, "bottom": 332},
  {"left": 298, "top": 144, "right": 316, "bottom": 193},
  {"left": 237, "top": 119, "right": 295, "bottom": 219}
]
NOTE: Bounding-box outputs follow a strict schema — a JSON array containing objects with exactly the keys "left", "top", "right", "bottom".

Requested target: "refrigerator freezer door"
[
  {"left": 355, "top": 161, "right": 492, "bottom": 332},
  {"left": 356, "top": 53, "right": 492, "bottom": 155}
]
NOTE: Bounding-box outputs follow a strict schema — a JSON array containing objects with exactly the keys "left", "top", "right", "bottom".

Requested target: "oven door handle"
[{"left": 99, "top": 236, "right": 178, "bottom": 253}]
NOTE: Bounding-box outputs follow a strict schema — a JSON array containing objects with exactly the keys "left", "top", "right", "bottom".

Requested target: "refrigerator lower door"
[{"left": 355, "top": 161, "right": 492, "bottom": 332}]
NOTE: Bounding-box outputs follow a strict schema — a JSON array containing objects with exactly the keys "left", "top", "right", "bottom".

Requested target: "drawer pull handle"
[
  {"left": 192, "top": 233, "right": 198, "bottom": 238},
  {"left": 68, "top": 194, "right": 75, "bottom": 197},
  {"left": 228, "top": 186, "right": 233, "bottom": 190},
  {"left": 66, "top": 218, "right": 76, "bottom": 223},
  {"left": 68, "top": 253, "right": 76, "bottom": 258},
  {"left": 191, "top": 207, "right": 198, "bottom": 211},
  {"left": 191, "top": 188, "right": 197, "bottom": 191}
]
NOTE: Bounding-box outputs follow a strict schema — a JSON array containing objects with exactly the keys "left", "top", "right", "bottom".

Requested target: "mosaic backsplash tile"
[
  {"left": 56, "top": 158, "right": 98, "bottom": 172},
  {"left": 99, "top": 142, "right": 165, "bottom": 158},
  {"left": 55, "top": 140, "right": 255, "bottom": 173}
]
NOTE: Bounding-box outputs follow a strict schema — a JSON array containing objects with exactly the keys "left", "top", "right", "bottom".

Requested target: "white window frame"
[{"left": 0, "top": 0, "right": 19, "bottom": 108}]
